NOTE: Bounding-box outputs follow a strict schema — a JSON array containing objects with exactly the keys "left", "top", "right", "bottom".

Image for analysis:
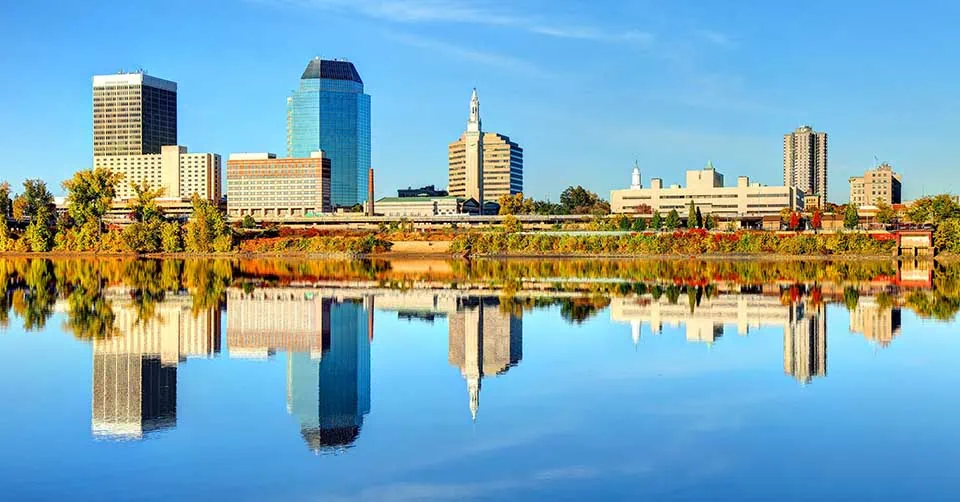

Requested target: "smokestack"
[{"left": 366, "top": 167, "right": 375, "bottom": 216}]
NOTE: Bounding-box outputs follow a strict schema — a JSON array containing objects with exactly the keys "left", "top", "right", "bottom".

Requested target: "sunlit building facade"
[
  {"left": 226, "top": 152, "right": 331, "bottom": 218},
  {"left": 286, "top": 58, "right": 370, "bottom": 208},
  {"left": 93, "top": 72, "right": 177, "bottom": 157}
]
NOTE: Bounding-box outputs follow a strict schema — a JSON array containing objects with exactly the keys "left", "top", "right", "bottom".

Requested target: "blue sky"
[{"left": 1, "top": 0, "right": 958, "bottom": 202}]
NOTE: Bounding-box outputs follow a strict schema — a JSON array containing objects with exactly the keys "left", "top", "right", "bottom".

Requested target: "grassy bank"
[{"left": 449, "top": 229, "right": 898, "bottom": 257}]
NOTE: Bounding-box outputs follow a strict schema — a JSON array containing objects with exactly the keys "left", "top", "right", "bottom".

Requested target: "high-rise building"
[
  {"left": 93, "top": 72, "right": 177, "bottom": 157},
  {"left": 783, "top": 126, "right": 828, "bottom": 206},
  {"left": 286, "top": 58, "right": 371, "bottom": 208},
  {"left": 94, "top": 145, "right": 221, "bottom": 202},
  {"left": 225, "top": 151, "right": 331, "bottom": 219},
  {"left": 849, "top": 162, "right": 902, "bottom": 206},
  {"left": 448, "top": 90, "right": 523, "bottom": 203}
]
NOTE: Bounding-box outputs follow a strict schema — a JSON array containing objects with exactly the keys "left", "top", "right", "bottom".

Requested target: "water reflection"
[
  {"left": 0, "top": 257, "right": 954, "bottom": 448},
  {"left": 90, "top": 291, "right": 221, "bottom": 439}
]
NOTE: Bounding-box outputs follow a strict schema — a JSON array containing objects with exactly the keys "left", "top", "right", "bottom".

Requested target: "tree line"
[{"left": 0, "top": 168, "right": 232, "bottom": 253}]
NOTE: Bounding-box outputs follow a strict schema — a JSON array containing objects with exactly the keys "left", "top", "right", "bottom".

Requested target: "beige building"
[
  {"left": 94, "top": 145, "right": 222, "bottom": 202},
  {"left": 849, "top": 163, "right": 902, "bottom": 206},
  {"left": 849, "top": 297, "right": 902, "bottom": 348},
  {"left": 93, "top": 72, "right": 177, "bottom": 157},
  {"left": 784, "top": 126, "right": 828, "bottom": 206},
  {"left": 610, "top": 162, "right": 804, "bottom": 219},
  {"left": 448, "top": 90, "right": 523, "bottom": 204},
  {"left": 226, "top": 151, "right": 331, "bottom": 219}
]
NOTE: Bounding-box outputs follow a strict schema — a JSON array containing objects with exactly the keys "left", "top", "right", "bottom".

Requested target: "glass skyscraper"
[{"left": 286, "top": 58, "right": 371, "bottom": 208}]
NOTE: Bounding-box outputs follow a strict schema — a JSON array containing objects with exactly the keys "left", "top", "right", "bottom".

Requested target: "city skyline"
[{"left": 3, "top": 2, "right": 958, "bottom": 203}]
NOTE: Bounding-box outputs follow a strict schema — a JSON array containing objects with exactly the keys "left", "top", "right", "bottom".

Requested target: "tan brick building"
[
  {"left": 226, "top": 151, "right": 331, "bottom": 218},
  {"left": 849, "top": 162, "right": 902, "bottom": 206},
  {"left": 448, "top": 90, "right": 523, "bottom": 203},
  {"left": 94, "top": 145, "right": 221, "bottom": 202}
]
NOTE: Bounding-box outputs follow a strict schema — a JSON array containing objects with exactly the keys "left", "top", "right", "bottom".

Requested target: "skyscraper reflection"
[
  {"left": 448, "top": 297, "right": 522, "bottom": 420},
  {"left": 783, "top": 302, "right": 827, "bottom": 384},
  {"left": 226, "top": 290, "right": 372, "bottom": 452},
  {"left": 286, "top": 300, "right": 371, "bottom": 452},
  {"left": 91, "top": 292, "right": 221, "bottom": 440}
]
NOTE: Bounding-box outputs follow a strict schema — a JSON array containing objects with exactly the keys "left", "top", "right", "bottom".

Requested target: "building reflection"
[
  {"left": 226, "top": 290, "right": 372, "bottom": 452},
  {"left": 849, "top": 297, "right": 902, "bottom": 348},
  {"left": 611, "top": 292, "right": 829, "bottom": 383},
  {"left": 90, "top": 291, "right": 221, "bottom": 440},
  {"left": 376, "top": 292, "right": 523, "bottom": 420}
]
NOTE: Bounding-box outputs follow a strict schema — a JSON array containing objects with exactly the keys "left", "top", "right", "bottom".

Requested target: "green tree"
[
  {"left": 559, "top": 186, "right": 609, "bottom": 215},
  {"left": 695, "top": 207, "right": 703, "bottom": 229},
  {"left": 934, "top": 218, "right": 960, "bottom": 254},
  {"left": 665, "top": 209, "right": 681, "bottom": 230},
  {"left": 18, "top": 179, "right": 55, "bottom": 225},
  {"left": 687, "top": 201, "right": 697, "bottom": 228},
  {"left": 703, "top": 213, "right": 715, "bottom": 230},
  {"left": 62, "top": 168, "right": 123, "bottom": 228},
  {"left": 875, "top": 200, "right": 896, "bottom": 226},
  {"left": 128, "top": 181, "right": 165, "bottom": 224},
  {"left": 631, "top": 217, "right": 647, "bottom": 232},
  {"left": 651, "top": 211, "right": 663, "bottom": 231},
  {"left": 241, "top": 214, "right": 257, "bottom": 229},
  {"left": 0, "top": 181, "right": 12, "bottom": 219},
  {"left": 844, "top": 204, "right": 860, "bottom": 230},
  {"left": 184, "top": 195, "right": 232, "bottom": 253},
  {"left": 906, "top": 194, "right": 960, "bottom": 225}
]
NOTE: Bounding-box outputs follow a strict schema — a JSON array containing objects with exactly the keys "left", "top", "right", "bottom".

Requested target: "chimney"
[{"left": 366, "top": 168, "right": 375, "bottom": 216}]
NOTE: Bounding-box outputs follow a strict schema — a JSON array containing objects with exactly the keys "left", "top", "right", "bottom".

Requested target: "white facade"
[
  {"left": 93, "top": 145, "right": 222, "bottom": 202},
  {"left": 610, "top": 163, "right": 804, "bottom": 218},
  {"left": 375, "top": 196, "right": 469, "bottom": 217}
]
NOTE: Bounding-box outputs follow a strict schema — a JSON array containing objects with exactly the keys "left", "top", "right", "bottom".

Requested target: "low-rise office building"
[
  {"left": 93, "top": 145, "right": 222, "bottom": 202},
  {"left": 226, "top": 152, "right": 331, "bottom": 219},
  {"left": 611, "top": 162, "right": 804, "bottom": 219},
  {"left": 375, "top": 196, "right": 496, "bottom": 218}
]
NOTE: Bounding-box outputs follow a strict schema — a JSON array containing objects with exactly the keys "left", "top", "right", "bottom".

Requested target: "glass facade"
[{"left": 287, "top": 59, "right": 371, "bottom": 208}]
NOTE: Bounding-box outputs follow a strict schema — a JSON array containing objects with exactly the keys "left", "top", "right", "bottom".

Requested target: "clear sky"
[{"left": 1, "top": 0, "right": 958, "bottom": 202}]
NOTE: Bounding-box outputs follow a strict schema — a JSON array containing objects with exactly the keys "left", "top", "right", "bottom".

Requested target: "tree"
[
  {"left": 0, "top": 181, "right": 11, "bottom": 219},
  {"left": 687, "top": 201, "right": 697, "bottom": 229},
  {"left": 184, "top": 195, "right": 232, "bottom": 253},
  {"left": 665, "top": 209, "right": 681, "bottom": 230},
  {"left": 843, "top": 204, "right": 860, "bottom": 230},
  {"left": 779, "top": 207, "right": 792, "bottom": 228},
  {"left": 15, "top": 179, "right": 55, "bottom": 226},
  {"left": 502, "top": 214, "right": 522, "bottom": 233},
  {"left": 559, "top": 186, "right": 608, "bottom": 215},
  {"left": 241, "top": 214, "right": 257, "bottom": 229},
  {"left": 651, "top": 211, "right": 663, "bottom": 231},
  {"left": 128, "top": 181, "right": 165, "bottom": 224},
  {"left": 906, "top": 194, "right": 960, "bottom": 225},
  {"left": 533, "top": 200, "right": 565, "bottom": 215},
  {"left": 498, "top": 193, "right": 534, "bottom": 215},
  {"left": 695, "top": 207, "right": 704, "bottom": 229},
  {"left": 703, "top": 213, "right": 715, "bottom": 231},
  {"left": 161, "top": 221, "right": 183, "bottom": 252},
  {"left": 62, "top": 168, "right": 123, "bottom": 227},
  {"left": 632, "top": 217, "right": 647, "bottom": 232},
  {"left": 812, "top": 209, "right": 823, "bottom": 231},
  {"left": 789, "top": 212, "right": 800, "bottom": 231},
  {"left": 875, "top": 200, "right": 896, "bottom": 226}
]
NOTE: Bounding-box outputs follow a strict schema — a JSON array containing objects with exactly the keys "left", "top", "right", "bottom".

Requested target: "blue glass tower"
[{"left": 287, "top": 58, "right": 371, "bottom": 208}]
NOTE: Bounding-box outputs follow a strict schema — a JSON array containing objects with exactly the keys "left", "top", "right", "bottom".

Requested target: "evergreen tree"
[
  {"left": 687, "top": 201, "right": 697, "bottom": 228},
  {"left": 665, "top": 209, "right": 681, "bottom": 230}
]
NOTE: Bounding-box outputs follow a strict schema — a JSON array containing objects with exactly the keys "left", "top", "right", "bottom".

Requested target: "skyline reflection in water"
[{"left": 0, "top": 257, "right": 958, "bottom": 500}]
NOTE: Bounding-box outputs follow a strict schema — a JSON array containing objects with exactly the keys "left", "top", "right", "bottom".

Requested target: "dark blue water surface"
[{"left": 0, "top": 258, "right": 958, "bottom": 501}]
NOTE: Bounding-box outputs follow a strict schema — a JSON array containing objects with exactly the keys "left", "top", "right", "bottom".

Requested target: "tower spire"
[{"left": 467, "top": 88, "right": 481, "bottom": 133}]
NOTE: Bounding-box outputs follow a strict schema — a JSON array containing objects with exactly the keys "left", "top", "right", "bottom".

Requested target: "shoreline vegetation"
[{"left": 1, "top": 172, "right": 960, "bottom": 259}]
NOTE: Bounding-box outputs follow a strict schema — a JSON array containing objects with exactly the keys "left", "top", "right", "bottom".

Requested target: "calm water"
[{"left": 1, "top": 258, "right": 959, "bottom": 501}]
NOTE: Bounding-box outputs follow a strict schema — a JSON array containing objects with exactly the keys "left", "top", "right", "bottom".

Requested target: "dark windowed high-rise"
[
  {"left": 286, "top": 58, "right": 371, "bottom": 208},
  {"left": 93, "top": 72, "right": 177, "bottom": 157}
]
